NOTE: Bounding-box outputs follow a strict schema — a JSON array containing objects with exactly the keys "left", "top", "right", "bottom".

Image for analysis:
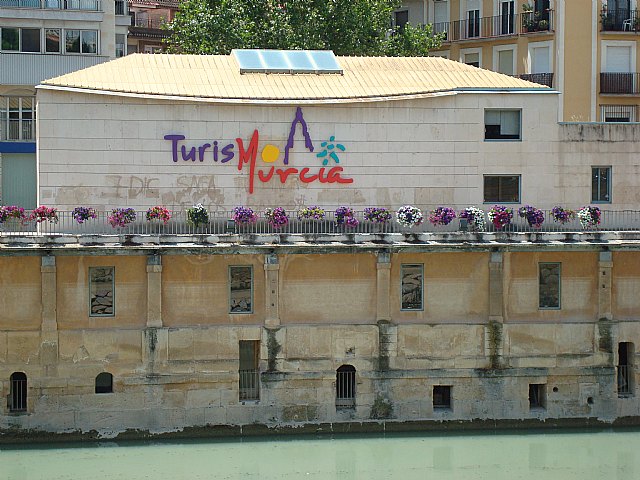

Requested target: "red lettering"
[
  {"left": 327, "top": 167, "right": 354, "bottom": 184},
  {"left": 236, "top": 130, "right": 259, "bottom": 193},
  {"left": 317, "top": 167, "right": 329, "bottom": 184},
  {"left": 276, "top": 168, "right": 299, "bottom": 183},
  {"left": 299, "top": 167, "right": 319, "bottom": 183},
  {"left": 258, "top": 167, "right": 275, "bottom": 183}
]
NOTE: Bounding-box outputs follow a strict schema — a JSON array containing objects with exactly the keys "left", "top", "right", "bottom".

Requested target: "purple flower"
[
  {"left": 232, "top": 206, "right": 257, "bottom": 225},
  {"left": 428, "top": 206, "right": 456, "bottom": 226},
  {"left": 518, "top": 205, "right": 544, "bottom": 229}
]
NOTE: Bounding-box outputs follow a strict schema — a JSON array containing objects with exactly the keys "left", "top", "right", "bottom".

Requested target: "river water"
[{"left": 1, "top": 428, "right": 638, "bottom": 480}]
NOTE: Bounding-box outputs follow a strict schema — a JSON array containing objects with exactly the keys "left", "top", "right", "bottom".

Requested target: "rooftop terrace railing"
[
  {"left": 0, "top": 0, "right": 101, "bottom": 11},
  {"left": 2, "top": 208, "right": 640, "bottom": 237}
]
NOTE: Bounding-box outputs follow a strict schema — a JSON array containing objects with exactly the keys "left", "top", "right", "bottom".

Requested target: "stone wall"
[{"left": 0, "top": 242, "right": 638, "bottom": 438}]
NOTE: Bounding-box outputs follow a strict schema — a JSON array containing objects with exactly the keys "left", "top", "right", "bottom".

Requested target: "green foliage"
[
  {"left": 370, "top": 395, "right": 394, "bottom": 419},
  {"left": 164, "top": 0, "right": 443, "bottom": 57},
  {"left": 487, "top": 320, "right": 503, "bottom": 369}
]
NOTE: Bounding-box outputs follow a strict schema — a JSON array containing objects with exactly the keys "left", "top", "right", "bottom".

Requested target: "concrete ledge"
[{"left": 2, "top": 416, "right": 640, "bottom": 444}]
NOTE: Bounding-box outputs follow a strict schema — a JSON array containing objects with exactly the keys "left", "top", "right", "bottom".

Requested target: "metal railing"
[
  {"left": 435, "top": 10, "right": 553, "bottom": 42},
  {"left": 2, "top": 208, "right": 640, "bottom": 237},
  {"left": 0, "top": 0, "right": 101, "bottom": 10},
  {"left": 336, "top": 370, "right": 356, "bottom": 409},
  {"left": 601, "top": 8, "right": 639, "bottom": 32},
  {"left": 517, "top": 73, "right": 554, "bottom": 88},
  {"left": 131, "top": 15, "right": 167, "bottom": 29},
  {"left": 0, "top": 119, "right": 35, "bottom": 142},
  {"left": 600, "top": 104, "right": 637, "bottom": 122},
  {"left": 9, "top": 376, "right": 27, "bottom": 412},
  {"left": 600, "top": 73, "right": 640, "bottom": 94},
  {"left": 617, "top": 365, "right": 632, "bottom": 396},
  {"left": 239, "top": 369, "right": 259, "bottom": 401}
]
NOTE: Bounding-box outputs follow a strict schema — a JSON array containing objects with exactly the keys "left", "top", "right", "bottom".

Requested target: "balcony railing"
[
  {"left": 600, "top": 73, "right": 640, "bottom": 94},
  {"left": 0, "top": 119, "right": 35, "bottom": 142},
  {"left": 0, "top": 0, "right": 101, "bottom": 10},
  {"left": 2, "top": 208, "right": 640, "bottom": 236},
  {"left": 617, "top": 365, "right": 632, "bottom": 396},
  {"left": 433, "top": 10, "right": 553, "bottom": 42},
  {"left": 601, "top": 8, "right": 639, "bottom": 32},
  {"left": 517, "top": 73, "right": 554, "bottom": 88},
  {"left": 239, "top": 370, "right": 260, "bottom": 401},
  {"left": 131, "top": 15, "right": 168, "bottom": 29}
]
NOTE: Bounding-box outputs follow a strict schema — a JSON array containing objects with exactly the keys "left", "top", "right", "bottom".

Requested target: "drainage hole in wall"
[
  {"left": 552, "top": 387, "right": 558, "bottom": 393},
  {"left": 587, "top": 397, "right": 594, "bottom": 405}
]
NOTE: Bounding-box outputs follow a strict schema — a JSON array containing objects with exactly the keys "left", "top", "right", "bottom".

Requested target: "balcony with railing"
[
  {"left": 432, "top": 10, "right": 553, "bottom": 42},
  {"left": 600, "top": 73, "right": 640, "bottom": 94},
  {"left": 0, "top": 0, "right": 101, "bottom": 10},
  {"left": 0, "top": 119, "right": 35, "bottom": 142},
  {"left": 130, "top": 14, "right": 169, "bottom": 30},
  {"left": 517, "top": 73, "right": 554, "bottom": 88},
  {"left": 601, "top": 8, "right": 639, "bottom": 32}
]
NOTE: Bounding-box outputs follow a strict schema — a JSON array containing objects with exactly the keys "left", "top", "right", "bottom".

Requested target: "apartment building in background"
[
  {"left": 396, "top": 0, "right": 640, "bottom": 123},
  {"left": 127, "top": 0, "right": 178, "bottom": 54},
  {"left": 0, "top": 0, "right": 130, "bottom": 209}
]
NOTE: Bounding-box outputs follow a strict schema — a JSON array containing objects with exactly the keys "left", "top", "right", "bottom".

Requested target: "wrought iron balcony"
[
  {"left": 601, "top": 8, "right": 639, "bottom": 32},
  {"left": 517, "top": 73, "right": 554, "bottom": 88},
  {"left": 432, "top": 10, "right": 553, "bottom": 42},
  {"left": 600, "top": 73, "right": 640, "bottom": 94}
]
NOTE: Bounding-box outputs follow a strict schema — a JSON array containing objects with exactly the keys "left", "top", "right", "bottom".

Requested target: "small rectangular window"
[
  {"left": 65, "top": 30, "right": 80, "bottom": 53},
  {"left": 21, "top": 28, "right": 40, "bottom": 53},
  {"left": 230, "top": 266, "right": 253, "bottom": 313},
  {"left": 239, "top": 340, "right": 259, "bottom": 401},
  {"left": 539, "top": 263, "right": 560, "bottom": 309},
  {"left": 1, "top": 28, "right": 19, "bottom": 51},
  {"left": 89, "top": 267, "right": 114, "bottom": 317},
  {"left": 401, "top": 264, "right": 423, "bottom": 311},
  {"left": 464, "top": 52, "right": 480, "bottom": 67},
  {"left": 592, "top": 166, "right": 611, "bottom": 203},
  {"left": 45, "top": 29, "right": 61, "bottom": 53},
  {"left": 529, "top": 383, "right": 546, "bottom": 409},
  {"left": 485, "top": 109, "right": 521, "bottom": 140},
  {"left": 394, "top": 10, "right": 409, "bottom": 31},
  {"left": 433, "top": 385, "right": 452, "bottom": 410},
  {"left": 483, "top": 175, "right": 520, "bottom": 203},
  {"left": 115, "top": 33, "right": 125, "bottom": 58},
  {"left": 618, "top": 342, "right": 634, "bottom": 397}
]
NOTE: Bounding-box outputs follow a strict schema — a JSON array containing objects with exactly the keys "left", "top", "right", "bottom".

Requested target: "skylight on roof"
[{"left": 232, "top": 49, "right": 343, "bottom": 74}]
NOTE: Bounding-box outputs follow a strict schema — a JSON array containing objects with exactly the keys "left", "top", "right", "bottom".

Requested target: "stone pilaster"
[
  {"left": 40, "top": 255, "right": 58, "bottom": 370},
  {"left": 598, "top": 251, "right": 613, "bottom": 321},
  {"left": 376, "top": 251, "right": 391, "bottom": 322},
  {"left": 146, "top": 254, "right": 162, "bottom": 328},
  {"left": 488, "top": 251, "right": 504, "bottom": 323},
  {"left": 264, "top": 254, "right": 280, "bottom": 327}
]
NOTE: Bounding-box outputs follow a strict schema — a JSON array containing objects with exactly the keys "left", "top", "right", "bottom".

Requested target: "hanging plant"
[
  {"left": 335, "top": 206, "right": 359, "bottom": 228},
  {"left": 72, "top": 206, "right": 97, "bottom": 224},
  {"left": 187, "top": 203, "right": 209, "bottom": 228},
  {"left": 264, "top": 207, "right": 289, "bottom": 229},
  {"left": 458, "top": 206, "right": 486, "bottom": 232},
  {"left": 518, "top": 205, "right": 545, "bottom": 229},
  {"left": 428, "top": 206, "right": 457, "bottom": 226},
  {"left": 487, "top": 205, "right": 513, "bottom": 230},
  {"left": 396, "top": 205, "right": 423, "bottom": 228},
  {"left": 108, "top": 208, "right": 136, "bottom": 228},
  {"left": 577, "top": 206, "right": 601, "bottom": 229},
  {"left": 232, "top": 206, "right": 257, "bottom": 225}
]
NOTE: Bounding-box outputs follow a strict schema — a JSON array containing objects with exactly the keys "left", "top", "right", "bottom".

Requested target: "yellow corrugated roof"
[{"left": 39, "top": 53, "right": 552, "bottom": 103}]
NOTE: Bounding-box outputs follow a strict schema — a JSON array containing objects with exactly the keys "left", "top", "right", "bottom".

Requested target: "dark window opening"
[
  {"left": 95, "top": 372, "right": 113, "bottom": 394},
  {"left": 592, "top": 167, "right": 611, "bottom": 203},
  {"left": 394, "top": 10, "right": 409, "bottom": 32},
  {"left": 529, "top": 383, "right": 546, "bottom": 409},
  {"left": 21, "top": 28, "right": 40, "bottom": 53},
  {"left": 618, "top": 342, "right": 634, "bottom": 397},
  {"left": 485, "top": 110, "right": 521, "bottom": 140},
  {"left": 336, "top": 365, "right": 356, "bottom": 409},
  {"left": 483, "top": 175, "right": 520, "bottom": 203},
  {"left": 539, "top": 263, "right": 561, "bottom": 309},
  {"left": 239, "top": 340, "right": 260, "bottom": 401},
  {"left": 433, "top": 385, "right": 452, "bottom": 410},
  {"left": 9, "top": 372, "right": 27, "bottom": 412}
]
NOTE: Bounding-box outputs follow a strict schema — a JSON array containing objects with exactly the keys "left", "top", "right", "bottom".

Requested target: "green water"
[{"left": 1, "top": 429, "right": 639, "bottom": 480}]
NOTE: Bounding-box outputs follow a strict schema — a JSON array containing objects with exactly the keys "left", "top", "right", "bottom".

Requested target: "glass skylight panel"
[{"left": 232, "top": 49, "right": 342, "bottom": 74}]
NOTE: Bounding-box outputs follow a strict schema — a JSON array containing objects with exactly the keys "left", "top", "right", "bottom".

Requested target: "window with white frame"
[
  {"left": 45, "top": 28, "right": 61, "bottom": 53},
  {"left": 0, "top": 96, "right": 35, "bottom": 142},
  {"left": 467, "top": 0, "right": 481, "bottom": 38},
  {"left": 484, "top": 109, "right": 521, "bottom": 140},
  {"left": 65, "top": 29, "right": 98, "bottom": 54},
  {"left": 494, "top": 45, "right": 516, "bottom": 75},
  {"left": 115, "top": 34, "right": 126, "bottom": 57},
  {"left": 461, "top": 48, "right": 482, "bottom": 67},
  {"left": 432, "top": 0, "right": 449, "bottom": 37},
  {"left": 601, "top": 105, "right": 635, "bottom": 122}
]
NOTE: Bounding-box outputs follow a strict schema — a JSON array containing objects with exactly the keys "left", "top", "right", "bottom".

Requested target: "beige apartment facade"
[
  {"left": 0, "top": 53, "right": 639, "bottom": 439},
  {"left": 398, "top": 0, "right": 640, "bottom": 122}
]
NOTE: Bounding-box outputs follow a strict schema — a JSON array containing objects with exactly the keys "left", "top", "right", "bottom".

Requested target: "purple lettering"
[
  {"left": 181, "top": 145, "right": 196, "bottom": 162},
  {"left": 221, "top": 143, "right": 235, "bottom": 163},
  {"left": 164, "top": 134, "right": 186, "bottom": 163},
  {"left": 283, "top": 107, "right": 314, "bottom": 165},
  {"left": 213, "top": 141, "right": 219, "bottom": 162},
  {"left": 198, "top": 143, "right": 211, "bottom": 162}
]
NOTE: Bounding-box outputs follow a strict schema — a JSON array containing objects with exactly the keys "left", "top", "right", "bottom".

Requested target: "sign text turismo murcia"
[{"left": 164, "top": 107, "right": 353, "bottom": 194}]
